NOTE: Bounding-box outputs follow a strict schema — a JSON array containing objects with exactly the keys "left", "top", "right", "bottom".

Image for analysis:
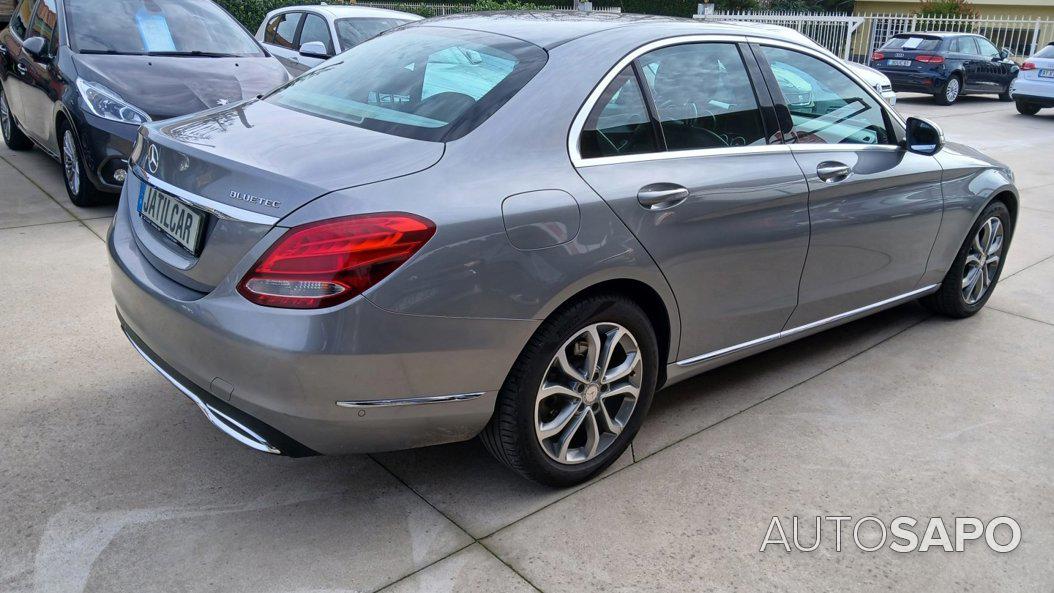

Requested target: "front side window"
[
  {"left": 298, "top": 14, "right": 332, "bottom": 54},
  {"left": 266, "top": 28, "right": 547, "bottom": 142},
  {"left": 760, "top": 46, "right": 892, "bottom": 146},
  {"left": 27, "top": 0, "right": 58, "bottom": 54},
  {"left": 580, "top": 66, "right": 656, "bottom": 159},
  {"left": 638, "top": 43, "right": 767, "bottom": 150},
  {"left": 335, "top": 18, "right": 411, "bottom": 51},
  {"left": 65, "top": 0, "right": 264, "bottom": 56},
  {"left": 976, "top": 37, "right": 1000, "bottom": 58},
  {"left": 9, "top": 0, "right": 32, "bottom": 38},
  {"left": 265, "top": 12, "right": 302, "bottom": 49}
]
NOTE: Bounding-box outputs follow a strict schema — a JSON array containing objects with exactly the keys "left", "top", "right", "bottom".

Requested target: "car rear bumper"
[
  {"left": 108, "top": 183, "right": 538, "bottom": 455},
  {"left": 1010, "top": 78, "right": 1054, "bottom": 106},
  {"left": 881, "top": 69, "right": 943, "bottom": 93}
]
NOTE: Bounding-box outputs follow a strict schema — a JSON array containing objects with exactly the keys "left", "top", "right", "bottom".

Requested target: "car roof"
[
  {"left": 275, "top": 4, "right": 423, "bottom": 21},
  {"left": 410, "top": 10, "right": 816, "bottom": 49},
  {"left": 905, "top": 31, "right": 976, "bottom": 38}
]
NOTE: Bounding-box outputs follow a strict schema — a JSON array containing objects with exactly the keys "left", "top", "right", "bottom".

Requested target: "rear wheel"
[
  {"left": 1, "top": 85, "right": 33, "bottom": 151},
  {"left": 58, "top": 121, "right": 108, "bottom": 207},
  {"left": 1016, "top": 100, "right": 1041, "bottom": 115},
  {"left": 935, "top": 75, "right": 961, "bottom": 106},
  {"left": 481, "top": 295, "right": 658, "bottom": 486},
  {"left": 921, "top": 201, "right": 1011, "bottom": 318}
]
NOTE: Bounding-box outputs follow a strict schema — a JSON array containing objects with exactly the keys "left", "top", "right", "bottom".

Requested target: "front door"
[
  {"left": 19, "top": 0, "right": 58, "bottom": 146},
  {"left": 573, "top": 41, "right": 811, "bottom": 360},
  {"left": 974, "top": 36, "right": 1014, "bottom": 93},
  {"left": 753, "top": 44, "right": 944, "bottom": 328},
  {"left": 260, "top": 11, "right": 304, "bottom": 74},
  {"left": 1, "top": 0, "right": 35, "bottom": 125}
]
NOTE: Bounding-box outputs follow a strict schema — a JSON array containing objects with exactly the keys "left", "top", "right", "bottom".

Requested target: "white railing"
[
  {"left": 697, "top": 10, "right": 1054, "bottom": 64},
  {"left": 355, "top": 2, "right": 621, "bottom": 15}
]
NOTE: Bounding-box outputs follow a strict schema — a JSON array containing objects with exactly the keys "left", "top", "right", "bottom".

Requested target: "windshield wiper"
[
  {"left": 79, "top": 49, "right": 146, "bottom": 56},
  {"left": 146, "top": 50, "right": 240, "bottom": 58}
]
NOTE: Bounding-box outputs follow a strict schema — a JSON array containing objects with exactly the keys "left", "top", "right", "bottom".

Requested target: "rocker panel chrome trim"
[{"left": 336, "top": 392, "right": 487, "bottom": 408}]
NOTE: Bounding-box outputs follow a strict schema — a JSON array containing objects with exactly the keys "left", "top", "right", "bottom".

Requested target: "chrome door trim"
[
  {"left": 579, "top": 144, "right": 791, "bottom": 168},
  {"left": 676, "top": 284, "right": 939, "bottom": 367},
  {"left": 123, "top": 327, "right": 282, "bottom": 455},
  {"left": 132, "top": 166, "right": 281, "bottom": 226},
  {"left": 336, "top": 392, "right": 486, "bottom": 408}
]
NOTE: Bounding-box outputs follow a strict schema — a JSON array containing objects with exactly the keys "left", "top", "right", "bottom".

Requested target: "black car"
[
  {"left": 0, "top": 0, "right": 290, "bottom": 206},
  {"left": 872, "top": 32, "right": 1018, "bottom": 106}
]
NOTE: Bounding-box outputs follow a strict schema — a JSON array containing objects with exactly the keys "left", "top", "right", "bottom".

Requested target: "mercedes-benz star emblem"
[{"left": 147, "top": 144, "right": 160, "bottom": 174}]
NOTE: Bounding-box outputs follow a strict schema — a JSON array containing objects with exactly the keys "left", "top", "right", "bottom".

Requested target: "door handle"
[
  {"left": 15, "top": 63, "right": 27, "bottom": 76},
  {"left": 637, "top": 184, "right": 690, "bottom": 209},
  {"left": 816, "top": 161, "right": 852, "bottom": 183}
]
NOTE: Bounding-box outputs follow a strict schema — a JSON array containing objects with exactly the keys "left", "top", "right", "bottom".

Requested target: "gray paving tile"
[
  {"left": 1004, "top": 206, "right": 1054, "bottom": 277},
  {"left": 82, "top": 215, "right": 113, "bottom": 241},
  {"left": 0, "top": 222, "right": 472, "bottom": 593},
  {"left": 634, "top": 303, "right": 929, "bottom": 459},
  {"left": 0, "top": 149, "right": 118, "bottom": 220},
  {"left": 375, "top": 441, "right": 633, "bottom": 538},
  {"left": 0, "top": 157, "right": 72, "bottom": 229},
  {"left": 485, "top": 312, "right": 1054, "bottom": 593},
  {"left": 990, "top": 254, "right": 1054, "bottom": 325},
  {"left": 378, "top": 544, "right": 537, "bottom": 593}
]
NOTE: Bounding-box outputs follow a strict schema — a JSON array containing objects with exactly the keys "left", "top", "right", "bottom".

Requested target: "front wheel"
[
  {"left": 935, "top": 76, "right": 961, "bottom": 106},
  {"left": 921, "top": 201, "right": 1011, "bottom": 318},
  {"left": 481, "top": 295, "right": 658, "bottom": 486},
  {"left": 58, "top": 122, "right": 108, "bottom": 207},
  {"left": 1016, "top": 100, "right": 1041, "bottom": 115}
]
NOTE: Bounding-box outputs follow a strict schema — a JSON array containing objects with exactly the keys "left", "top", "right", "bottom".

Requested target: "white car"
[
  {"left": 846, "top": 61, "right": 897, "bottom": 106},
  {"left": 1010, "top": 42, "right": 1054, "bottom": 115},
  {"left": 256, "top": 5, "right": 423, "bottom": 75}
]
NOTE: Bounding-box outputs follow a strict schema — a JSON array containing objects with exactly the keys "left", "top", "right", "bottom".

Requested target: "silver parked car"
[
  {"left": 110, "top": 13, "right": 1018, "bottom": 486},
  {"left": 255, "top": 4, "right": 421, "bottom": 75}
]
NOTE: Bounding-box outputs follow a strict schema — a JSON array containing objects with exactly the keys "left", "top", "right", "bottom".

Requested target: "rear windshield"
[
  {"left": 64, "top": 0, "right": 263, "bottom": 56},
  {"left": 335, "top": 17, "right": 412, "bottom": 50},
  {"left": 266, "top": 28, "right": 547, "bottom": 142},
  {"left": 1036, "top": 44, "right": 1054, "bottom": 59},
  {"left": 882, "top": 36, "right": 942, "bottom": 51}
]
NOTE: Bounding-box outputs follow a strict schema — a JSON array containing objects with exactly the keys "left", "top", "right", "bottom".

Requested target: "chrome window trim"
[
  {"left": 132, "top": 165, "right": 281, "bottom": 226},
  {"left": 336, "top": 392, "right": 486, "bottom": 408},
  {"left": 568, "top": 34, "right": 907, "bottom": 168},
  {"left": 675, "top": 284, "right": 939, "bottom": 367}
]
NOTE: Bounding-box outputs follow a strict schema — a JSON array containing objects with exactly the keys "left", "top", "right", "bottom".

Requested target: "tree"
[{"left": 916, "top": 0, "right": 979, "bottom": 18}]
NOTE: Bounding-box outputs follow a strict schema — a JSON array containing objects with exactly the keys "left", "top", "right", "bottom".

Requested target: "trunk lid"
[{"left": 130, "top": 100, "right": 445, "bottom": 291}]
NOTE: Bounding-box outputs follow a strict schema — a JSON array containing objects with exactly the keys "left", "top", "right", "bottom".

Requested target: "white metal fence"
[
  {"left": 356, "top": 2, "right": 621, "bottom": 15},
  {"left": 697, "top": 11, "right": 1054, "bottom": 64}
]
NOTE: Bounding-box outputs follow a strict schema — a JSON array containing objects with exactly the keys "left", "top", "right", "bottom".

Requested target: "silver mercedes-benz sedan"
[{"left": 110, "top": 12, "right": 1018, "bottom": 486}]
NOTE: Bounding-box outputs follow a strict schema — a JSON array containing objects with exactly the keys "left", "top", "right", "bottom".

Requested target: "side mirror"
[
  {"left": 298, "top": 41, "right": 330, "bottom": 60},
  {"left": 22, "top": 36, "right": 49, "bottom": 61},
  {"left": 999, "top": 47, "right": 1011, "bottom": 60},
  {"left": 904, "top": 117, "right": 944, "bottom": 156}
]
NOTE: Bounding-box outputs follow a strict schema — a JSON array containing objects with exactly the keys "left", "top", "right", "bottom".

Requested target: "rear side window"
[
  {"left": 298, "top": 13, "right": 332, "bottom": 54},
  {"left": 580, "top": 66, "right": 656, "bottom": 159},
  {"left": 883, "top": 36, "right": 941, "bottom": 51},
  {"left": 9, "top": 0, "right": 32, "bottom": 38},
  {"left": 950, "top": 37, "right": 977, "bottom": 54},
  {"left": 266, "top": 28, "right": 547, "bottom": 142},
  {"left": 638, "top": 43, "right": 767, "bottom": 151},
  {"left": 760, "top": 46, "right": 892, "bottom": 146},
  {"left": 265, "top": 12, "right": 301, "bottom": 49},
  {"left": 1037, "top": 44, "right": 1054, "bottom": 59}
]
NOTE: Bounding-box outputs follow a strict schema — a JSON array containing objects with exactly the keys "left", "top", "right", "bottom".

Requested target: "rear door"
[
  {"left": 260, "top": 10, "right": 303, "bottom": 74},
  {"left": 573, "top": 41, "right": 811, "bottom": 361},
  {"left": 951, "top": 36, "right": 985, "bottom": 91},
  {"left": 753, "top": 44, "right": 944, "bottom": 328}
]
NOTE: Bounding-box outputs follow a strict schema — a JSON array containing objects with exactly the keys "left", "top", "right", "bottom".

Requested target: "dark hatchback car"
[
  {"left": 872, "top": 32, "right": 1018, "bottom": 105},
  {"left": 0, "top": 0, "right": 290, "bottom": 206}
]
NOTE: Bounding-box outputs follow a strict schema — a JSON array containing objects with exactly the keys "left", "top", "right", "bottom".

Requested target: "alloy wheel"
[
  {"left": 0, "top": 90, "right": 10, "bottom": 141},
  {"left": 62, "top": 129, "right": 80, "bottom": 196},
  {"left": 945, "top": 78, "right": 960, "bottom": 103},
  {"left": 535, "top": 322, "right": 642, "bottom": 465},
  {"left": 962, "top": 216, "right": 1004, "bottom": 305}
]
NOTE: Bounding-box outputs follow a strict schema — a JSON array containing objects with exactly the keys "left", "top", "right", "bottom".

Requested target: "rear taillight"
[
  {"left": 872, "top": 51, "right": 885, "bottom": 61},
  {"left": 1021, "top": 61, "right": 1037, "bottom": 70},
  {"left": 915, "top": 55, "right": 945, "bottom": 64},
  {"left": 238, "top": 213, "right": 436, "bottom": 309}
]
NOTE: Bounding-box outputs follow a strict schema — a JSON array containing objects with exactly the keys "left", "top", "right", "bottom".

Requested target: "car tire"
[
  {"left": 480, "top": 294, "right": 658, "bottom": 487},
  {"left": 1, "top": 85, "right": 33, "bottom": 151},
  {"left": 920, "top": 200, "right": 1011, "bottom": 318},
  {"left": 998, "top": 88, "right": 1013, "bottom": 102},
  {"left": 58, "top": 121, "right": 108, "bottom": 207},
  {"left": 1016, "top": 100, "right": 1041, "bottom": 115},
  {"left": 934, "top": 75, "right": 961, "bottom": 106}
]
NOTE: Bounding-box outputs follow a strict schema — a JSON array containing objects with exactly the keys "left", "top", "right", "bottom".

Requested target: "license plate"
[
  {"left": 1040, "top": 69, "right": 1054, "bottom": 78},
  {"left": 888, "top": 59, "right": 912, "bottom": 67},
  {"left": 137, "top": 184, "right": 205, "bottom": 255}
]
